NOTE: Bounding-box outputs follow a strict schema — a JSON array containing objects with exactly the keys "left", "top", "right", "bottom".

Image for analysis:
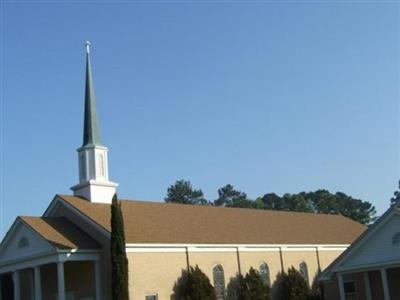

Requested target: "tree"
[
  {"left": 280, "top": 193, "right": 314, "bottom": 213},
  {"left": 111, "top": 194, "right": 129, "bottom": 300},
  {"left": 308, "top": 271, "right": 325, "bottom": 300},
  {"left": 391, "top": 180, "right": 400, "bottom": 205},
  {"left": 214, "top": 184, "right": 253, "bottom": 208},
  {"left": 261, "top": 190, "right": 376, "bottom": 225},
  {"left": 172, "top": 265, "right": 217, "bottom": 300},
  {"left": 252, "top": 197, "right": 265, "bottom": 209},
  {"left": 243, "top": 267, "right": 270, "bottom": 300},
  {"left": 226, "top": 274, "right": 246, "bottom": 300},
  {"left": 274, "top": 267, "right": 310, "bottom": 300},
  {"left": 226, "top": 268, "right": 270, "bottom": 300},
  {"left": 333, "top": 191, "right": 376, "bottom": 225},
  {"left": 261, "top": 193, "right": 282, "bottom": 210},
  {"left": 165, "top": 180, "right": 207, "bottom": 205},
  {"left": 271, "top": 271, "right": 287, "bottom": 300}
]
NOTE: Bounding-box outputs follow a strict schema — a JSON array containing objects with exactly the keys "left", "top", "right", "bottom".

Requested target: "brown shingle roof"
[
  {"left": 20, "top": 216, "right": 100, "bottom": 249},
  {"left": 57, "top": 195, "right": 366, "bottom": 245}
]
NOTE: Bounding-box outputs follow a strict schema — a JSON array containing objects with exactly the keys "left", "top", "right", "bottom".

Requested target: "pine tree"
[
  {"left": 111, "top": 194, "right": 129, "bottom": 300},
  {"left": 165, "top": 180, "right": 207, "bottom": 205},
  {"left": 172, "top": 265, "right": 217, "bottom": 300},
  {"left": 391, "top": 180, "right": 400, "bottom": 205}
]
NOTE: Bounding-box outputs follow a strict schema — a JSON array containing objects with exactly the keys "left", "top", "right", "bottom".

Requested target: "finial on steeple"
[{"left": 85, "top": 41, "right": 91, "bottom": 54}]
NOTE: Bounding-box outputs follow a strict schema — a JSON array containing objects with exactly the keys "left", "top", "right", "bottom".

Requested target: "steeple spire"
[
  {"left": 71, "top": 42, "right": 118, "bottom": 204},
  {"left": 83, "top": 41, "right": 102, "bottom": 147}
]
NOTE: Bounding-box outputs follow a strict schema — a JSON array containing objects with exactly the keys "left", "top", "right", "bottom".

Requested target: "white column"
[
  {"left": 381, "top": 268, "right": 390, "bottom": 300},
  {"left": 94, "top": 260, "right": 101, "bottom": 300},
  {"left": 12, "top": 271, "right": 20, "bottom": 300},
  {"left": 34, "top": 266, "right": 42, "bottom": 300},
  {"left": 57, "top": 262, "right": 66, "bottom": 300},
  {"left": 363, "top": 272, "right": 372, "bottom": 300},
  {"left": 337, "top": 273, "right": 345, "bottom": 300}
]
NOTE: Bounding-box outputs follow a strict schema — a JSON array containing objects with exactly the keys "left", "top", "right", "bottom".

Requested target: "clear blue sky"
[{"left": 1, "top": 2, "right": 399, "bottom": 237}]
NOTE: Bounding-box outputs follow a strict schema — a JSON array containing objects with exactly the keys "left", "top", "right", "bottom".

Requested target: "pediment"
[
  {"left": 338, "top": 210, "right": 400, "bottom": 270},
  {"left": 0, "top": 219, "right": 54, "bottom": 264}
]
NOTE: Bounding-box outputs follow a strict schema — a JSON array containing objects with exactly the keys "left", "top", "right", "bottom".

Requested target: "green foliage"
[
  {"left": 164, "top": 180, "right": 376, "bottom": 224},
  {"left": 281, "top": 193, "right": 314, "bottom": 213},
  {"left": 172, "top": 265, "right": 217, "bottom": 300},
  {"left": 165, "top": 180, "right": 207, "bottom": 205},
  {"left": 271, "top": 271, "right": 287, "bottom": 300},
  {"left": 274, "top": 267, "right": 310, "bottom": 300},
  {"left": 308, "top": 271, "right": 325, "bottom": 300},
  {"left": 214, "top": 184, "right": 253, "bottom": 208},
  {"left": 252, "top": 197, "right": 265, "bottom": 209},
  {"left": 262, "top": 190, "right": 376, "bottom": 225},
  {"left": 226, "top": 268, "right": 270, "bottom": 300},
  {"left": 111, "top": 194, "right": 129, "bottom": 300},
  {"left": 227, "top": 274, "right": 246, "bottom": 300},
  {"left": 243, "top": 268, "right": 270, "bottom": 300},
  {"left": 391, "top": 180, "right": 400, "bottom": 205}
]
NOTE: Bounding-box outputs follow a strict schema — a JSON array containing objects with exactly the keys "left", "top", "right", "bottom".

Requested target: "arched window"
[
  {"left": 213, "top": 264, "right": 225, "bottom": 300},
  {"left": 299, "top": 261, "right": 309, "bottom": 284},
  {"left": 259, "top": 263, "right": 271, "bottom": 286},
  {"left": 392, "top": 233, "right": 400, "bottom": 245}
]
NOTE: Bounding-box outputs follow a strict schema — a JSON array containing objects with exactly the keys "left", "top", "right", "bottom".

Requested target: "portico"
[
  {"left": 320, "top": 201, "right": 400, "bottom": 300},
  {"left": 0, "top": 217, "right": 102, "bottom": 300},
  {"left": 1, "top": 254, "right": 101, "bottom": 300},
  {"left": 336, "top": 265, "right": 400, "bottom": 300}
]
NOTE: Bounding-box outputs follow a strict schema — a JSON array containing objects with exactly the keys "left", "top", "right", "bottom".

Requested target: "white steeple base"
[{"left": 71, "top": 180, "right": 118, "bottom": 204}]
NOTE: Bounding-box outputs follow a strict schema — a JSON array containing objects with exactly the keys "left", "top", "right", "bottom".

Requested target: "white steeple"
[{"left": 71, "top": 42, "right": 118, "bottom": 203}]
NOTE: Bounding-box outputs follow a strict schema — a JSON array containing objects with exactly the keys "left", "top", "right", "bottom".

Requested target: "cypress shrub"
[
  {"left": 226, "top": 274, "right": 246, "bottom": 300},
  {"left": 111, "top": 194, "right": 129, "bottom": 300},
  {"left": 275, "top": 267, "right": 310, "bottom": 300},
  {"left": 308, "top": 271, "right": 325, "bottom": 300},
  {"left": 243, "top": 267, "right": 270, "bottom": 300},
  {"left": 226, "top": 268, "right": 270, "bottom": 300},
  {"left": 172, "top": 265, "right": 217, "bottom": 300}
]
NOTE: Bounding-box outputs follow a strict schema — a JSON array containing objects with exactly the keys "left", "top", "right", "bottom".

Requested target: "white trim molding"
[
  {"left": 0, "top": 249, "right": 100, "bottom": 274},
  {"left": 125, "top": 243, "right": 349, "bottom": 253}
]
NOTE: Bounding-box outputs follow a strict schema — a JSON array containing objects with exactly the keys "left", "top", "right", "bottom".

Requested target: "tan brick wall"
[
  {"left": 189, "top": 251, "right": 239, "bottom": 285},
  {"left": 128, "top": 252, "right": 188, "bottom": 300},
  {"left": 239, "top": 251, "right": 282, "bottom": 283},
  {"left": 127, "top": 248, "right": 345, "bottom": 299},
  {"left": 318, "top": 250, "right": 343, "bottom": 270},
  {"left": 283, "top": 250, "right": 344, "bottom": 284}
]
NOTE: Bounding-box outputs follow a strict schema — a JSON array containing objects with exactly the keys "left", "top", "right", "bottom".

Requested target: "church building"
[{"left": 0, "top": 44, "right": 366, "bottom": 300}]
